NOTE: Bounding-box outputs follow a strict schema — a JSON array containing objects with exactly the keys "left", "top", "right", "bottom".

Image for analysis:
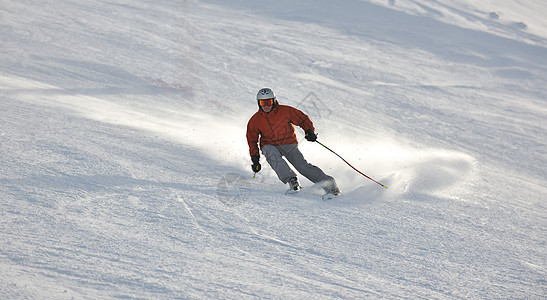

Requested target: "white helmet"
[{"left": 256, "top": 88, "right": 276, "bottom": 101}]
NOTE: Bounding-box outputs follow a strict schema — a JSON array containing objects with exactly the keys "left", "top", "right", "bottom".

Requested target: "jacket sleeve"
[
  {"left": 246, "top": 116, "right": 261, "bottom": 157},
  {"left": 290, "top": 107, "right": 315, "bottom": 132}
]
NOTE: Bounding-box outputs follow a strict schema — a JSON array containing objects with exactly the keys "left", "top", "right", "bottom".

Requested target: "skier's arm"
[
  {"left": 246, "top": 118, "right": 261, "bottom": 157},
  {"left": 290, "top": 107, "right": 315, "bottom": 133}
]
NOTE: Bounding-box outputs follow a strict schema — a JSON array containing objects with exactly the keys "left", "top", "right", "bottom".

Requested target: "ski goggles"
[{"left": 259, "top": 98, "right": 275, "bottom": 107}]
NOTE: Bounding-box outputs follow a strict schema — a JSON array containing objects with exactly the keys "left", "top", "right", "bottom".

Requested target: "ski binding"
[
  {"left": 285, "top": 188, "right": 300, "bottom": 195},
  {"left": 322, "top": 192, "right": 337, "bottom": 201}
]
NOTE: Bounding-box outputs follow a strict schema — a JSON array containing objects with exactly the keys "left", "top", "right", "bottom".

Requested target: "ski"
[{"left": 285, "top": 187, "right": 340, "bottom": 200}]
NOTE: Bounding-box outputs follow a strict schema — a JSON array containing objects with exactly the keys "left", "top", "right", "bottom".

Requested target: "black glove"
[
  {"left": 305, "top": 129, "right": 317, "bottom": 142},
  {"left": 251, "top": 155, "right": 261, "bottom": 173}
]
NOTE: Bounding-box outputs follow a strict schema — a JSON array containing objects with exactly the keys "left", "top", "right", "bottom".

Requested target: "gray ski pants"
[{"left": 262, "top": 143, "right": 334, "bottom": 184}]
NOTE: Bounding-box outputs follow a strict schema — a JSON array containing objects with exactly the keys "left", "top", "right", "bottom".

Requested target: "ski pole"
[{"left": 316, "top": 140, "right": 388, "bottom": 189}]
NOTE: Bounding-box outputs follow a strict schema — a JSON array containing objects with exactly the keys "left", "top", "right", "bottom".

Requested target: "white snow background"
[{"left": 1, "top": 0, "right": 546, "bottom": 298}]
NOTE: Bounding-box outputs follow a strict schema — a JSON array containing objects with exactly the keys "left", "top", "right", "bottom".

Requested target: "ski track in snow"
[{"left": 1, "top": 0, "right": 546, "bottom": 299}]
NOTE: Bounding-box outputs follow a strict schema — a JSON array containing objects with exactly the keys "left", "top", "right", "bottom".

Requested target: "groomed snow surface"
[{"left": 1, "top": 0, "right": 546, "bottom": 298}]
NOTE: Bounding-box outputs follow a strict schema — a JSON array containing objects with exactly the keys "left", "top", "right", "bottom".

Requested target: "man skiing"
[{"left": 246, "top": 88, "right": 340, "bottom": 196}]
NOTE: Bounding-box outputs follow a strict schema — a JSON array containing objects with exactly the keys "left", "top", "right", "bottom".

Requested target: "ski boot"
[
  {"left": 321, "top": 179, "right": 340, "bottom": 200},
  {"left": 289, "top": 177, "right": 301, "bottom": 191},
  {"left": 285, "top": 177, "right": 301, "bottom": 195}
]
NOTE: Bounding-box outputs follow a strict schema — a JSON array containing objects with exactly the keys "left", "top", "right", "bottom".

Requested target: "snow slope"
[{"left": 1, "top": 0, "right": 545, "bottom": 298}]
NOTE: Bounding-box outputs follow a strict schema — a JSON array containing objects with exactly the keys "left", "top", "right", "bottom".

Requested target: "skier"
[{"left": 246, "top": 88, "right": 340, "bottom": 196}]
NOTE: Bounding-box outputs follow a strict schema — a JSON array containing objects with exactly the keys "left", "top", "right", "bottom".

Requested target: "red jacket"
[{"left": 246, "top": 104, "right": 315, "bottom": 157}]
